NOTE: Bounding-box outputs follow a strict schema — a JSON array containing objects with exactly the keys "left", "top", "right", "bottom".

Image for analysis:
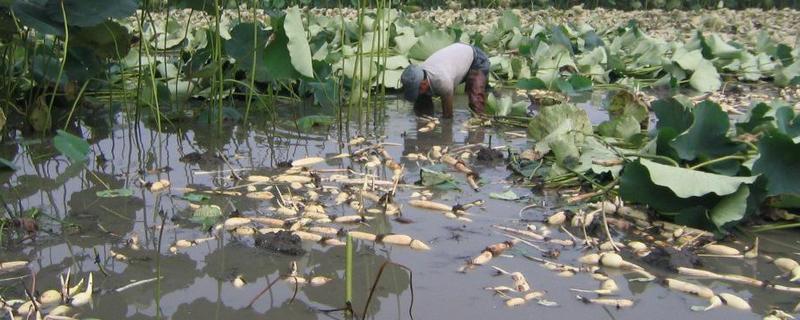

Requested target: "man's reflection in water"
[{"left": 404, "top": 98, "right": 486, "bottom": 158}]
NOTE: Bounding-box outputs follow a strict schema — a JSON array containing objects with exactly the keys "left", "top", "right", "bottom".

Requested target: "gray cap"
[{"left": 401, "top": 65, "right": 424, "bottom": 102}]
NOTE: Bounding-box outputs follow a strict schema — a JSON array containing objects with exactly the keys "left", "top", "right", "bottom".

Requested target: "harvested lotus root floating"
[
  {"left": 417, "top": 116, "right": 439, "bottom": 133},
  {"left": 408, "top": 199, "right": 472, "bottom": 221},
  {"left": 691, "top": 293, "right": 751, "bottom": 312},
  {"left": 664, "top": 278, "right": 714, "bottom": 298},
  {"left": 701, "top": 243, "right": 741, "bottom": 256},
  {"left": 459, "top": 240, "right": 517, "bottom": 272},
  {"left": 525, "top": 255, "right": 583, "bottom": 277},
  {"left": 0, "top": 260, "right": 28, "bottom": 274},
  {"left": 578, "top": 252, "right": 655, "bottom": 281},
  {"left": 284, "top": 261, "right": 332, "bottom": 287},
  {"left": 345, "top": 231, "right": 430, "bottom": 251},
  {"left": 291, "top": 157, "right": 325, "bottom": 167},
  {"left": 148, "top": 179, "right": 171, "bottom": 192},
  {"left": 483, "top": 267, "right": 554, "bottom": 308},
  {"left": 577, "top": 295, "right": 634, "bottom": 308},
  {"left": 571, "top": 278, "right": 619, "bottom": 295},
  {"left": 233, "top": 275, "right": 247, "bottom": 288}
]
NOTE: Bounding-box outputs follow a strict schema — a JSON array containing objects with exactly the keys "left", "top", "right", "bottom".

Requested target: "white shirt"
[{"left": 421, "top": 43, "right": 473, "bottom": 97}]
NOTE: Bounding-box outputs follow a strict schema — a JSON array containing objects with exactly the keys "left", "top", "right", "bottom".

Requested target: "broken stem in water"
[{"left": 345, "top": 232, "right": 353, "bottom": 316}]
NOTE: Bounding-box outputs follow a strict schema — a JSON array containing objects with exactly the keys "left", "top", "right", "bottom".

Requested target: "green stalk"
[
  {"left": 142, "top": 9, "right": 163, "bottom": 132},
  {"left": 214, "top": 0, "right": 224, "bottom": 130},
  {"left": 688, "top": 155, "right": 749, "bottom": 170},
  {"left": 622, "top": 152, "right": 680, "bottom": 167},
  {"left": 62, "top": 80, "right": 91, "bottom": 130},
  {"left": 48, "top": 1, "right": 70, "bottom": 115},
  {"left": 244, "top": 0, "right": 259, "bottom": 122},
  {"left": 366, "top": 0, "right": 379, "bottom": 111},
  {"left": 379, "top": 0, "right": 388, "bottom": 104},
  {"left": 134, "top": 3, "right": 145, "bottom": 122},
  {"left": 354, "top": 0, "right": 365, "bottom": 109},
  {"left": 345, "top": 232, "right": 353, "bottom": 314}
]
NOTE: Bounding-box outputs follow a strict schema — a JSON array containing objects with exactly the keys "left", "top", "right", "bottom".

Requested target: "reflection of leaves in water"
[
  {"left": 302, "top": 243, "right": 410, "bottom": 316},
  {"left": 173, "top": 297, "right": 316, "bottom": 320},
  {"left": 203, "top": 242, "right": 290, "bottom": 280},
  {"left": 97, "top": 250, "right": 199, "bottom": 307},
  {"left": 4, "top": 162, "right": 84, "bottom": 201},
  {"left": 66, "top": 171, "right": 144, "bottom": 246},
  {"left": 202, "top": 241, "right": 410, "bottom": 318}
]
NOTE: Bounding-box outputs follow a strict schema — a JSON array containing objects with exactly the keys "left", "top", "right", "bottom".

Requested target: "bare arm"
[{"left": 441, "top": 93, "right": 454, "bottom": 119}]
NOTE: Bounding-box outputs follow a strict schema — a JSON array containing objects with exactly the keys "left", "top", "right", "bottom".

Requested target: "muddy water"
[{"left": 0, "top": 94, "right": 796, "bottom": 319}]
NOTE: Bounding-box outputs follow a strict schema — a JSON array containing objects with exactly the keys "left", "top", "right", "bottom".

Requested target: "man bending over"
[{"left": 400, "top": 43, "right": 490, "bottom": 118}]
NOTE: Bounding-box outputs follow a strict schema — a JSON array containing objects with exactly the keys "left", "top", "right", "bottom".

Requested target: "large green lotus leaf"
[
  {"left": 13, "top": 0, "right": 136, "bottom": 35},
  {"left": 31, "top": 51, "right": 66, "bottom": 84},
  {"left": 548, "top": 133, "right": 580, "bottom": 168},
  {"left": 342, "top": 55, "right": 378, "bottom": 81},
  {"left": 191, "top": 205, "right": 222, "bottom": 228},
  {"left": 728, "top": 52, "right": 763, "bottom": 81},
  {"left": 534, "top": 46, "right": 574, "bottom": 86},
  {"left": 576, "top": 46, "right": 607, "bottom": 69},
  {"left": 704, "top": 33, "right": 742, "bottom": 59},
  {"left": 149, "top": 18, "right": 186, "bottom": 50},
  {"left": 576, "top": 137, "right": 624, "bottom": 177},
  {"left": 420, "top": 165, "right": 456, "bottom": 188},
  {"left": 652, "top": 96, "right": 693, "bottom": 132},
  {"left": 498, "top": 10, "right": 521, "bottom": 32},
  {"left": 753, "top": 132, "right": 800, "bottom": 197},
  {"left": 284, "top": 7, "right": 314, "bottom": 78},
  {"left": 635, "top": 159, "right": 755, "bottom": 198},
  {"left": 689, "top": 59, "right": 721, "bottom": 92},
  {"left": 670, "top": 101, "right": 745, "bottom": 161},
  {"left": 528, "top": 104, "right": 592, "bottom": 163},
  {"left": 709, "top": 185, "right": 750, "bottom": 228},
  {"left": 549, "top": 25, "right": 574, "bottom": 54},
  {"left": 311, "top": 41, "right": 328, "bottom": 61},
  {"left": 485, "top": 93, "right": 497, "bottom": 115},
  {"left": 225, "top": 22, "right": 270, "bottom": 82},
  {"left": 166, "top": 78, "right": 195, "bottom": 102},
  {"left": 381, "top": 69, "right": 403, "bottom": 89},
  {"left": 308, "top": 79, "right": 339, "bottom": 109},
  {"left": 528, "top": 103, "right": 592, "bottom": 141},
  {"left": 736, "top": 102, "right": 774, "bottom": 134},
  {"left": 487, "top": 95, "right": 512, "bottom": 117},
  {"left": 383, "top": 55, "right": 409, "bottom": 70},
  {"left": 296, "top": 115, "right": 334, "bottom": 132},
  {"left": 63, "top": 45, "right": 103, "bottom": 83},
  {"left": 358, "top": 31, "right": 390, "bottom": 54},
  {"left": 619, "top": 160, "right": 718, "bottom": 212},
  {"left": 775, "top": 106, "right": 800, "bottom": 138},
  {"left": 775, "top": 61, "right": 800, "bottom": 87},
  {"left": 408, "top": 30, "right": 453, "bottom": 61},
  {"left": 672, "top": 47, "right": 703, "bottom": 70},
  {"left": 515, "top": 79, "right": 546, "bottom": 93},
  {"left": 71, "top": 20, "right": 131, "bottom": 60},
  {"left": 393, "top": 33, "right": 418, "bottom": 55},
  {"left": 597, "top": 115, "right": 641, "bottom": 141},
  {"left": 54, "top": 129, "right": 89, "bottom": 163},
  {"left": 264, "top": 27, "right": 300, "bottom": 81},
  {"left": 607, "top": 90, "right": 649, "bottom": 124},
  {"left": 632, "top": 36, "right": 668, "bottom": 67}
]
